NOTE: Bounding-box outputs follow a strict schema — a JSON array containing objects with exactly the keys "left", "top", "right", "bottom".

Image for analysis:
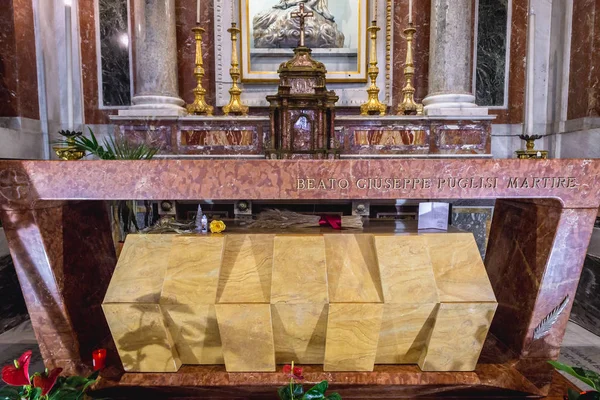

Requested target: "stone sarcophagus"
[{"left": 102, "top": 232, "right": 497, "bottom": 373}]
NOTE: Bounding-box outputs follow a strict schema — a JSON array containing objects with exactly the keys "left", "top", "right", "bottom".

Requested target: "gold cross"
[{"left": 291, "top": 3, "right": 314, "bottom": 47}]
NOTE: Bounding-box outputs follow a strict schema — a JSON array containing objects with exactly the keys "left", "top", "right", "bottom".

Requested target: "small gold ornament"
[{"left": 210, "top": 220, "right": 226, "bottom": 233}]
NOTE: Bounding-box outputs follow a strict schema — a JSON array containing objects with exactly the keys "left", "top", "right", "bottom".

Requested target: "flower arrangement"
[
  {"left": 549, "top": 360, "right": 599, "bottom": 400},
  {"left": 0, "top": 351, "right": 98, "bottom": 400},
  {"left": 277, "top": 362, "right": 341, "bottom": 400}
]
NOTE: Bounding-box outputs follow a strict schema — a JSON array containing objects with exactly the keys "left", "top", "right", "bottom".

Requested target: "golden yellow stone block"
[
  {"left": 375, "top": 303, "right": 437, "bottom": 364},
  {"left": 102, "top": 303, "right": 181, "bottom": 372},
  {"left": 102, "top": 231, "right": 497, "bottom": 373},
  {"left": 160, "top": 236, "right": 224, "bottom": 305},
  {"left": 418, "top": 302, "right": 498, "bottom": 371},
  {"left": 217, "top": 234, "right": 274, "bottom": 303},
  {"left": 324, "top": 234, "right": 383, "bottom": 303},
  {"left": 216, "top": 304, "right": 275, "bottom": 372},
  {"left": 425, "top": 233, "right": 496, "bottom": 303},
  {"left": 162, "top": 304, "right": 223, "bottom": 365},
  {"left": 104, "top": 235, "right": 172, "bottom": 304},
  {"left": 271, "top": 236, "right": 328, "bottom": 364},
  {"left": 271, "top": 304, "right": 328, "bottom": 364},
  {"left": 271, "top": 236, "right": 328, "bottom": 304},
  {"left": 324, "top": 303, "right": 384, "bottom": 371}
]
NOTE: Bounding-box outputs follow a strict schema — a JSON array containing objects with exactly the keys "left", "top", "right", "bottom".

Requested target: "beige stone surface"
[
  {"left": 271, "top": 235, "right": 328, "bottom": 304},
  {"left": 272, "top": 303, "right": 328, "bottom": 364},
  {"left": 324, "top": 303, "right": 384, "bottom": 371},
  {"left": 104, "top": 235, "right": 173, "bottom": 304},
  {"left": 425, "top": 233, "right": 496, "bottom": 303},
  {"left": 162, "top": 304, "right": 223, "bottom": 364},
  {"left": 102, "top": 303, "right": 181, "bottom": 372},
  {"left": 418, "top": 302, "right": 498, "bottom": 371},
  {"left": 160, "top": 236, "right": 224, "bottom": 305},
  {"left": 217, "top": 234, "right": 274, "bottom": 303},
  {"left": 324, "top": 234, "right": 383, "bottom": 303},
  {"left": 375, "top": 235, "right": 439, "bottom": 304},
  {"left": 375, "top": 303, "right": 437, "bottom": 364},
  {"left": 216, "top": 304, "right": 275, "bottom": 372}
]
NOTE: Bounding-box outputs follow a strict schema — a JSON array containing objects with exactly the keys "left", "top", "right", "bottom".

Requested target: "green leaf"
[
  {"left": 303, "top": 381, "right": 329, "bottom": 399},
  {"left": 48, "top": 387, "right": 81, "bottom": 400},
  {"left": 29, "top": 387, "right": 42, "bottom": 400},
  {"left": 278, "top": 383, "right": 304, "bottom": 400},
  {"left": 549, "top": 361, "right": 600, "bottom": 390},
  {"left": 572, "top": 367, "right": 600, "bottom": 391},
  {"left": 325, "top": 393, "right": 342, "bottom": 400},
  {"left": 0, "top": 386, "right": 21, "bottom": 400}
]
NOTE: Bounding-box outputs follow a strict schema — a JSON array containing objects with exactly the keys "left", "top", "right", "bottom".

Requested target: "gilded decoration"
[{"left": 266, "top": 4, "right": 338, "bottom": 159}]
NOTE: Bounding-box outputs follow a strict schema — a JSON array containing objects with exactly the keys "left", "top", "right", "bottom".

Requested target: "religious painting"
[{"left": 240, "top": 0, "right": 368, "bottom": 83}]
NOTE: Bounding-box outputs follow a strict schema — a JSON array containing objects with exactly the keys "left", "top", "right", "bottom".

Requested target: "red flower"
[
  {"left": 1, "top": 350, "right": 32, "bottom": 386},
  {"left": 33, "top": 368, "right": 62, "bottom": 396},
  {"left": 282, "top": 364, "right": 304, "bottom": 380}
]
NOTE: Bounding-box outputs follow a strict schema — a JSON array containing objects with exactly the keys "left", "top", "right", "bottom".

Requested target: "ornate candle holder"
[
  {"left": 360, "top": 21, "right": 386, "bottom": 116},
  {"left": 187, "top": 26, "right": 214, "bottom": 116},
  {"left": 515, "top": 134, "right": 548, "bottom": 159},
  {"left": 223, "top": 23, "right": 248, "bottom": 116},
  {"left": 397, "top": 23, "right": 424, "bottom": 115}
]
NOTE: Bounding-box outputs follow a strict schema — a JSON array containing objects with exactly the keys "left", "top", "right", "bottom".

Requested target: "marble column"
[
  {"left": 423, "top": 0, "right": 488, "bottom": 116},
  {"left": 120, "top": 0, "right": 185, "bottom": 116}
]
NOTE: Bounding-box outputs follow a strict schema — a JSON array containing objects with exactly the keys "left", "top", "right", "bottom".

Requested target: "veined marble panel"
[
  {"left": 98, "top": 0, "right": 131, "bottom": 106},
  {"left": 475, "top": 0, "right": 509, "bottom": 106}
]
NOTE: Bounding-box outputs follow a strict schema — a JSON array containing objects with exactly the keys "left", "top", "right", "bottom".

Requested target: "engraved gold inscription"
[{"left": 295, "top": 177, "right": 579, "bottom": 191}]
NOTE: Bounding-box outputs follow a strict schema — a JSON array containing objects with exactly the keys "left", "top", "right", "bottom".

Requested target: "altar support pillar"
[
  {"left": 120, "top": 0, "right": 185, "bottom": 116},
  {"left": 0, "top": 201, "right": 118, "bottom": 375},
  {"left": 422, "top": 0, "right": 488, "bottom": 116},
  {"left": 485, "top": 199, "right": 597, "bottom": 393}
]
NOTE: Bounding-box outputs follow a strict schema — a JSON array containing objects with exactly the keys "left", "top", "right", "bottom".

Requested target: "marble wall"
[
  {"left": 568, "top": 0, "right": 600, "bottom": 121},
  {"left": 98, "top": 0, "right": 131, "bottom": 107},
  {"left": 475, "top": 0, "right": 508, "bottom": 107},
  {"left": 0, "top": 0, "right": 40, "bottom": 120}
]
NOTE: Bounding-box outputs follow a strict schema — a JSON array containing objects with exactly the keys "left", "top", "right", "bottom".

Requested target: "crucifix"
[{"left": 291, "top": 3, "right": 314, "bottom": 47}]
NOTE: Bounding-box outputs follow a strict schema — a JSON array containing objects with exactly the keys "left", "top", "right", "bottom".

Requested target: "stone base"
[
  {"left": 119, "top": 95, "right": 187, "bottom": 117},
  {"left": 423, "top": 94, "right": 489, "bottom": 116}
]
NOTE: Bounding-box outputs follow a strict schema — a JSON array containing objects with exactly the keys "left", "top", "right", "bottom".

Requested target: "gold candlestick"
[
  {"left": 223, "top": 23, "right": 248, "bottom": 116},
  {"left": 397, "top": 23, "right": 424, "bottom": 115},
  {"left": 187, "top": 26, "right": 213, "bottom": 116},
  {"left": 360, "top": 21, "right": 386, "bottom": 116}
]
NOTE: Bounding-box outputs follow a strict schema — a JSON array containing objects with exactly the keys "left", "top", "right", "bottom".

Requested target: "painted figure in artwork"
[{"left": 253, "top": 0, "right": 345, "bottom": 48}]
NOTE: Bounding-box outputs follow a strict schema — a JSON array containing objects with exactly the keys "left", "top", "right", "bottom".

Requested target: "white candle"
[
  {"left": 409, "top": 0, "right": 413, "bottom": 24},
  {"left": 65, "top": 0, "right": 73, "bottom": 130},
  {"left": 525, "top": 9, "right": 535, "bottom": 135},
  {"left": 197, "top": 0, "right": 201, "bottom": 24}
]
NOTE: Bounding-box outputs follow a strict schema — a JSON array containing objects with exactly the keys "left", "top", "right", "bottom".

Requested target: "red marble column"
[
  {"left": 567, "top": 0, "right": 600, "bottom": 120},
  {"left": 485, "top": 199, "right": 597, "bottom": 391},
  {"left": 0, "top": 0, "right": 40, "bottom": 119},
  {"left": 0, "top": 201, "right": 118, "bottom": 375},
  {"left": 392, "top": 0, "right": 430, "bottom": 110}
]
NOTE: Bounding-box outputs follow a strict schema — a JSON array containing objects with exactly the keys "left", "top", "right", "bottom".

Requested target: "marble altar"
[{"left": 0, "top": 158, "right": 597, "bottom": 398}]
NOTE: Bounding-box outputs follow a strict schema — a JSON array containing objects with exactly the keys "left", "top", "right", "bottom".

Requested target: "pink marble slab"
[{"left": 0, "top": 159, "right": 598, "bottom": 210}]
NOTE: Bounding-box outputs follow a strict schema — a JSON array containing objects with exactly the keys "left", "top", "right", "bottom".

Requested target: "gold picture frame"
[{"left": 240, "top": 0, "right": 368, "bottom": 83}]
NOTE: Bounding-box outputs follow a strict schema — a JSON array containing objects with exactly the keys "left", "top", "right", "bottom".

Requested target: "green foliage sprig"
[
  {"left": 549, "top": 360, "right": 600, "bottom": 400},
  {"left": 62, "top": 128, "right": 158, "bottom": 160}
]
